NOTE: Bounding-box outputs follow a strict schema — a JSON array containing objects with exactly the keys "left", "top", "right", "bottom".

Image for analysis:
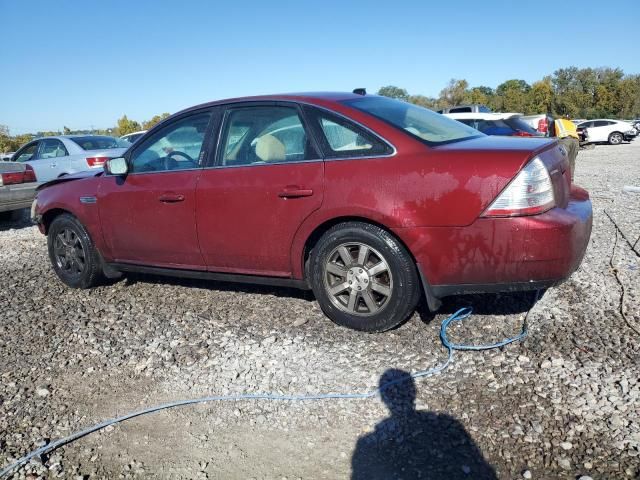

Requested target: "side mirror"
[{"left": 105, "top": 157, "right": 128, "bottom": 176}]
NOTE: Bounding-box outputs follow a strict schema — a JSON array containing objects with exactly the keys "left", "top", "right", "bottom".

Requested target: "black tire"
[
  {"left": 308, "top": 222, "right": 420, "bottom": 332},
  {"left": 47, "top": 213, "right": 103, "bottom": 288},
  {"left": 608, "top": 132, "right": 623, "bottom": 145}
]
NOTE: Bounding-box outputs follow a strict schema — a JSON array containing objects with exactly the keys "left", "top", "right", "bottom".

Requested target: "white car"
[
  {"left": 1, "top": 152, "right": 15, "bottom": 161},
  {"left": 576, "top": 119, "right": 637, "bottom": 145},
  {"left": 11, "top": 135, "right": 129, "bottom": 182},
  {"left": 444, "top": 112, "right": 543, "bottom": 137},
  {"left": 120, "top": 130, "right": 147, "bottom": 144}
]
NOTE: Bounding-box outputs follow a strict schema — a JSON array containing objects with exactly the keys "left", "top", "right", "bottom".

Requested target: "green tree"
[
  {"left": 63, "top": 126, "right": 72, "bottom": 135},
  {"left": 142, "top": 112, "right": 171, "bottom": 130},
  {"left": 464, "top": 86, "right": 494, "bottom": 107},
  {"left": 377, "top": 86, "right": 409, "bottom": 101},
  {"left": 438, "top": 79, "right": 469, "bottom": 108},
  {"left": 408, "top": 95, "right": 437, "bottom": 109},
  {"left": 528, "top": 78, "right": 554, "bottom": 114},
  {"left": 116, "top": 115, "right": 142, "bottom": 136},
  {"left": 495, "top": 79, "right": 530, "bottom": 112}
]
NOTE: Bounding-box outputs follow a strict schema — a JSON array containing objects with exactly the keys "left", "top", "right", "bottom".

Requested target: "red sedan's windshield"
[{"left": 343, "top": 96, "right": 483, "bottom": 146}]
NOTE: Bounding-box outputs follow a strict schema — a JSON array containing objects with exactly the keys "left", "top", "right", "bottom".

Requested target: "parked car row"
[{"left": 440, "top": 107, "right": 637, "bottom": 146}]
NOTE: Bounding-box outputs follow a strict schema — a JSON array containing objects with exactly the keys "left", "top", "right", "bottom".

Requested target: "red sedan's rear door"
[{"left": 195, "top": 103, "right": 324, "bottom": 277}]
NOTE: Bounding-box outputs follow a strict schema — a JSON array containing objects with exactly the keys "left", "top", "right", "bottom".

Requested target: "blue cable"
[{"left": 0, "top": 306, "right": 530, "bottom": 478}]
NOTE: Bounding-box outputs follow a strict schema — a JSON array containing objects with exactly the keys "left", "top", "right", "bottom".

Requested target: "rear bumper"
[
  {"left": 0, "top": 182, "right": 39, "bottom": 213},
  {"left": 394, "top": 186, "right": 593, "bottom": 299}
]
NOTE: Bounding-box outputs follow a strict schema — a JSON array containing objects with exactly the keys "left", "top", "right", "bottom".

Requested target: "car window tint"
[
  {"left": 309, "top": 110, "right": 391, "bottom": 158},
  {"left": 40, "top": 139, "right": 68, "bottom": 158},
  {"left": 14, "top": 143, "right": 38, "bottom": 162},
  {"left": 344, "top": 96, "right": 481, "bottom": 145},
  {"left": 130, "top": 112, "right": 211, "bottom": 173},
  {"left": 594, "top": 121, "right": 608, "bottom": 127},
  {"left": 449, "top": 107, "right": 472, "bottom": 113},
  {"left": 220, "top": 106, "right": 313, "bottom": 166},
  {"left": 69, "top": 136, "right": 129, "bottom": 150}
]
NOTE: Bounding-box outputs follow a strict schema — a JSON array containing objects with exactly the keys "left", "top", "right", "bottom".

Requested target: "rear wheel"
[
  {"left": 309, "top": 222, "right": 420, "bottom": 332},
  {"left": 608, "top": 132, "right": 623, "bottom": 145},
  {"left": 47, "top": 213, "right": 103, "bottom": 288}
]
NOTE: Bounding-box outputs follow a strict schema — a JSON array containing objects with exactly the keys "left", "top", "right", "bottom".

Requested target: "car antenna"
[{"left": 352, "top": 88, "right": 366, "bottom": 95}]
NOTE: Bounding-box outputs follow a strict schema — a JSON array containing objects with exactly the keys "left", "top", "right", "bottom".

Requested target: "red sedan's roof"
[{"left": 175, "top": 92, "right": 363, "bottom": 116}]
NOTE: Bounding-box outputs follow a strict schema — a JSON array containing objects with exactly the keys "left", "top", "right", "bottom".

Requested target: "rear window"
[
  {"left": 504, "top": 117, "right": 540, "bottom": 135},
  {"left": 343, "top": 96, "right": 482, "bottom": 146},
  {"left": 69, "top": 136, "right": 129, "bottom": 150}
]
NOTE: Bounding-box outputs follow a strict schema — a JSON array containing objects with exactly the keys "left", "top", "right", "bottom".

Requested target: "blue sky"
[{"left": 1, "top": 0, "right": 638, "bottom": 133}]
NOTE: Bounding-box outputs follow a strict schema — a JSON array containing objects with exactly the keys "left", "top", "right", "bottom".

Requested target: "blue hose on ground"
[{"left": 0, "top": 304, "right": 532, "bottom": 478}]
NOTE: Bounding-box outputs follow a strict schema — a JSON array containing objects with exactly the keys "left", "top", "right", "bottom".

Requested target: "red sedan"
[{"left": 32, "top": 92, "right": 592, "bottom": 332}]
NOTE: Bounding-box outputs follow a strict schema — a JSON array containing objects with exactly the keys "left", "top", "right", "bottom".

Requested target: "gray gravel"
[{"left": 1, "top": 141, "right": 639, "bottom": 479}]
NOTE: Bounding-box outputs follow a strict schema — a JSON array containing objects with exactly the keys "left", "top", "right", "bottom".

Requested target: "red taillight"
[
  {"left": 537, "top": 118, "right": 548, "bottom": 133},
  {"left": 0, "top": 171, "right": 24, "bottom": 186},
  {"left": 23, "top": 164, "right": 37, "bottom": 183},
  {"left": 86, "top": 157, "right": 108, "bottom": 167},
  {"left": 482, "top": 157, "right": 555, "bottom": 217},
  {"left": 513, "top": 131, "right": 534, "bottom": 137}
]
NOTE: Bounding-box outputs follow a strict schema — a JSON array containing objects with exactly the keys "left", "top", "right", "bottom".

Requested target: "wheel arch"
[
  {"left": 297, "top": 215, "right": 441, "bottom": 310},
  {"left": 41, "top": 208, "right": 73, "bottom": 234}
]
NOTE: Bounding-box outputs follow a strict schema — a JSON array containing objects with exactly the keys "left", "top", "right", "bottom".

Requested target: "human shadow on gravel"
[
  {"left": 416, "top": 290, "right": 543, "bottom": 325},
  {"left": 351, "top": 369, "right": 497, "bottom": 480}
]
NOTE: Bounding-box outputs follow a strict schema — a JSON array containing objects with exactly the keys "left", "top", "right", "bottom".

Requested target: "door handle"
[
  {"left": 278, "top": 187, "right": 313, "bottom": 199},
  {"left": 158, "top": 192, "right": 185, "bottom": 203}
]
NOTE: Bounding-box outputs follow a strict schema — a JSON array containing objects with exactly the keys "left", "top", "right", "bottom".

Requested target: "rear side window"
[
  {"left": 310, "top": 110, "right": 391, "bottom": 158},
  {"left": 219, "top": 106, "right": 317, "bottom": 166}
]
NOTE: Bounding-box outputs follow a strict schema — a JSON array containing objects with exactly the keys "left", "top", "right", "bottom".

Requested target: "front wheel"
[
  {"left": 608, "top": 132, "right": 623, "bottom": 145},
  {"left": 47, "top": 213, "right": 103, "bottom": 288},
  {"left": 309, "top": 222, "right": 420, "bottom": 332}
]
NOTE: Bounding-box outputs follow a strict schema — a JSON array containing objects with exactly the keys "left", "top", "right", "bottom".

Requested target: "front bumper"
[
  {"left": 394, "top": 186, "right": 593, "bottom": 299},
  {"left": 0, "top": 182, "right": 39, "bottom": 214}
]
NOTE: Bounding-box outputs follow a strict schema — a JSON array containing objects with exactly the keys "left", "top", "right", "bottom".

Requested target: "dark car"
[
  {"left": 445, "top": 112, "right": 544, "bottom": 137},
  {"left": 32, "top": 92, "right": 592, "bottom": 332}
]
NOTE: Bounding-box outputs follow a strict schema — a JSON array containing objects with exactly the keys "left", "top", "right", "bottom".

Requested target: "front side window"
[
  {"left": 130, "top": 112, "right": 211, "bottom": 173},
  {"left": 343, "top": 96, "right": 482, "bottom": 146},
  {"left": 14, "top": 142, "right": 38, "bottom": 162},
  {"left": 40, "top": 139, "right": 68, "bottom": 158},
  {"left": 220, "top": 106, "right": 315, "bottom": 166}
]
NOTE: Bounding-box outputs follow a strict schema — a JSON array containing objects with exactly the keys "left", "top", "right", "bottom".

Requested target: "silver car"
[
  {"left": 11, "top": 135, "right": 129, "bottom": 182},
  {"left": 0, "top": 162, "right": 39, "bottom": 215}
]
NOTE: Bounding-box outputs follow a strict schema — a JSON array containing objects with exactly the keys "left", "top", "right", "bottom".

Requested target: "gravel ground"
[{"left": 1, "top": 141, "right": 639, "bottom": 479}]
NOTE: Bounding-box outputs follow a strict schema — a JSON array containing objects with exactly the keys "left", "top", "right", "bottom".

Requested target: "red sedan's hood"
[{"left": 36, "top": 169, "right": 103, "bottom": 191}]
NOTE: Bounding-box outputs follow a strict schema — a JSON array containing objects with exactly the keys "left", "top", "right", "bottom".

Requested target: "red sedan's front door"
[
  {"left": 196, "top": 104, "right": 324, "bottom": 277},
  {"left": 98, "top": 110, "right": 213, "bottom": 269},
  {"left": 98, "top": 171, "right": 203, "bottom": 268}
]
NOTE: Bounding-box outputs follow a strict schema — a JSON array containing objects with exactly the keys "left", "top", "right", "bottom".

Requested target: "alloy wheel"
[
  {"left": 53, "top": 228, "right": 86, "bottom": 276},
  {"left": 323, "top": 242, "right": 393, "bottom": 316}
]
